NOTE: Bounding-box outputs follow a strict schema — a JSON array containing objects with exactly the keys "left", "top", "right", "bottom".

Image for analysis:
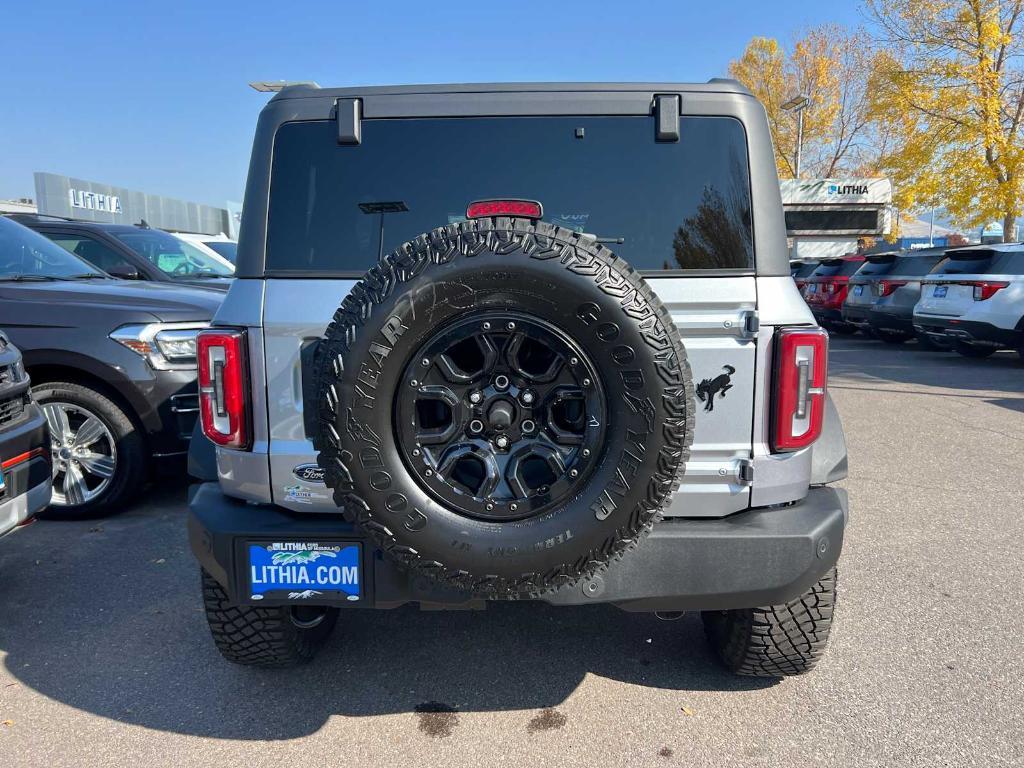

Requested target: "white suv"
[
  {"left": 169, "top": 232, "right": 236, "bottom": 270},
  {"left": 914, "top": 244, "right": 1024, "bottom": 359}
]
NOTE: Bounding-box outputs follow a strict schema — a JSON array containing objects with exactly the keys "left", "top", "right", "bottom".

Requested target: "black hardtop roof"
[
  {"left": 268, "top": 79, "right": 753, "bottom": 102},
  {"left": 9, "top": 214, "right": 150, "bottom": 234}
]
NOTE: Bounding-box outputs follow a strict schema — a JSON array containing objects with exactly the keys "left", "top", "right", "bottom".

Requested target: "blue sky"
[{"left": 1, "top": 1, "right": 864, "bottom": 205}]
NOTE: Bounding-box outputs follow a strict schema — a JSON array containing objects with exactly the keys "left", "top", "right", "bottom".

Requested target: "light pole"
[{"left": 781, "top": 95, "right": 810, "bottom": 179}]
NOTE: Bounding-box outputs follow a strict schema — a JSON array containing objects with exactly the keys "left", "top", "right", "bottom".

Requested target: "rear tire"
[
  {"left": 201, "top": 569, "right": 340, "bottom": 667},
  {"left": 33, "top": 381, "right": 146, "bottom": 520},
  {"left": 702, "top": 567, "right": 837, "bottom": 677},
  {"left": 952, "top": 340, "right": 997, "bottom": 359}
]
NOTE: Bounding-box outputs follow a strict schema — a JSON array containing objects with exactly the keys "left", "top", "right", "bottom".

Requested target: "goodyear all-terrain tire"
[
  {"left": 702, "top": 567, "right": 838, "bottom": 677},
  {"left": 201, "top": 569, "right": 339, "bottom": 667},
  {"left": 313, "top": 218, "right": 693, "bottom": 597}
]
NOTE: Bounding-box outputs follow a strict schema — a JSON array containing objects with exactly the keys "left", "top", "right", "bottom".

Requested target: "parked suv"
[
  {"left": 0, "top": 216, "right": 222, "bottom": 517},
  {"left": 187, "top": 81, "right": 849, "bottom": 676},
  {"left": 11, "top": 215, "right": 233, "bottom": 291},
  {"left": 914, "top": 244, "right": 1024, "bottom": 359},
  {"left": 802, "top": 256, "right": 865, "bottom": 334},
  {"left": 0, "top": 331, "right": 50, "bottom": 537},
  {"left": 865, "top": 248, "right": 948, "bottom": 347}
]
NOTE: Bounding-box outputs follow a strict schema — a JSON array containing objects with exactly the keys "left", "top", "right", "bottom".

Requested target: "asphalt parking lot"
[{"left": 1, "top": 337, "right": 1022, "bottom": 767}]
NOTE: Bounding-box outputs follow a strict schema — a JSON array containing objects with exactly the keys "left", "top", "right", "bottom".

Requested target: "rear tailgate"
[
  {"left": 916, "top": 279, "right": 976, "bottom": 317},
  {"left": 262, "top": 276, "right": 759, "bottom": 518}
]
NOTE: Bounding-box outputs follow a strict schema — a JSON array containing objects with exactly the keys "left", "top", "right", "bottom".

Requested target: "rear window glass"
[
  {"left": 785, "top": 209, "right": 880, "bottom": 232},
  {"left": 930, "top": 249, "right": 994, "bottom": 275},
  {"left": 792, "top": 261, "right": 820, "bottom": 279},
  {"left": 989, "top": 250, "right": 1024, "bottom": 274},
  {"left": 892, "top": 253, "right": 945, "bottom": 277},
  {"left": 266, "top": 116, "right": 754, "bottom": 274},
  {"left": 812, "top": 259, "right": 863, "bottom": 278},
  {"left": 852, "top": 255, "right": 898, "bottom": 278}
]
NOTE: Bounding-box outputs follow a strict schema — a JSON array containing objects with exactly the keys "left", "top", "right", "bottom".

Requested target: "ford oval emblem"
[{"left": 292, "top": 463, "right": 326, "bottom": 484}]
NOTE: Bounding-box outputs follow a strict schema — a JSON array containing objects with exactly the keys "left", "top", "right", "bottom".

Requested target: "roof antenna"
[{"left": 136, "top": 219, "right": 151, "bottom": 229}]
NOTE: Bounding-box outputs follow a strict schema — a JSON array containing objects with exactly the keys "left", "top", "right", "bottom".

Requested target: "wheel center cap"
[
  {"left": 58, "top": 447, "right": 72, "bottom": 461},
  {"left": 487, "top": 399, "right": 515, "bottom": 430}
]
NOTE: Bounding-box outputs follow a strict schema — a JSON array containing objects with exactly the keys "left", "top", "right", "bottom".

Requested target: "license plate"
[
  {"left": 807, "top": 284, "right": 817, "bottom": 294},
  {"left": 853, "top": 285, "right": 863, "bottom": 296},
  {"left": 246, "top": 541, "right": 361, "bottom": 602},
  {"left": 933, "top": 285, "right": 948, "bottom": 298}
]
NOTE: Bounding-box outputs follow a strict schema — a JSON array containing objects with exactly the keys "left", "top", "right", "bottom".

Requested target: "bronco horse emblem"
[{"left": 696, "top": 365, "right": 735, "bottom": 412}]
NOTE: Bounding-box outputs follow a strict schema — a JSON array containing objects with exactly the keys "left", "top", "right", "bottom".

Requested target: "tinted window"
[
  {"left": 113, "top": 230, "right": 233, "bottom": 277},
  {"left": 793, "top": 261, "right": 820, "bottom": 279},
  {"left": 785, "top": 209, "right": 880, "bottom": 232},
  {"left": 0, "top": 217, "right": 100, "bottom": 279},
  {"left": 892, "top": 253, "right": 945, "bottom": 277},
  {"left": 989, "top": 250, "right": 1024, "bottom": 274},
  {"left": 267, "top": 116, "right": 754, "bottom": 274},
  {"left": 852, "top": 255, "right": 898, "bottom": 278},
  {"left": 48, "top": 234, "right": 135, "bottom": 274},
  {"left": 930, "top": 249, "right": 994, "bottom": 275},
  {"left": 204, "top": 241, "right": 237, "bottom": 262},
  {"left": 812, "top": 259, "right": 863, "bottom": 278}
]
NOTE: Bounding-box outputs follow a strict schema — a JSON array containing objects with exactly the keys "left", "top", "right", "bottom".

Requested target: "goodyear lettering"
[{"left": 381, "top": 315, "right": 408, "bottom": 346}]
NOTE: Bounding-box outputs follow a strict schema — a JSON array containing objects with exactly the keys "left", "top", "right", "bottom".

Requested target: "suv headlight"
[{"left": 110, "top": 323, "right": 208, "bottom": 370}]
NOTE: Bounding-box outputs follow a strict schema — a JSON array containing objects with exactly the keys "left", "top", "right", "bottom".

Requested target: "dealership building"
[{"left": 31, "top": 172, "right": 241, "bottom": 238}]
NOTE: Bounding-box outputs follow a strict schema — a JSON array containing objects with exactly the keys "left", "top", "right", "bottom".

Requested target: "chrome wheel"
[{"left": 42, "top": 401, "right": 117, "bottom": 507}]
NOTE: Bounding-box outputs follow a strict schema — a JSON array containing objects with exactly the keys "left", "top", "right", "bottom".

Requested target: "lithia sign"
[{"left": 68, "top": 188, "right": 122, "bottom": 214}]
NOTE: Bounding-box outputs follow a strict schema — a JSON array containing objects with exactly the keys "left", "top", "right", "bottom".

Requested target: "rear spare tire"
[{"left": 314, "top": 219, "right": 693, "bottom": 597}]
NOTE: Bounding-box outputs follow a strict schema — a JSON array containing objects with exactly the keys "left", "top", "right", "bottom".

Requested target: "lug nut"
[
  {"left": 469, "top": 391, "right": 482, "bottom": 404},
  {"left": 410, "top": 379, "right": 419, "bottom": 388},
  {"left": 483, "top": 321, "right": 492, "bottom": 330},
  {"left": 494, "top": 375, "right": 510, "bottom": 390},
  {"left": 570, "top": 357, "right": 579, "bottom": 366},
  {"left": 506, "top": 322, "right": 516, "bottom": 330},
  {"left": 510, "top": 502, "right": 518, "bottom": 512},
  {"left": 570, "top": 469, "right": 579, "bottom": 478},
  {"left": 520, "top": 390, "right": 535, "bottom": 405},
  {"left": 495, "top": 435, "right": 510, "bottom": 449},
  {"left": 582, "top": 378, "right": 591, "bottom": 387},
  {"left": 486, "top": 503, "right": 494, "bottom": 511},
  {"left": 421, "top": 358, "right": 430, "bottom": 367},
  {"left": 521, "top": 420, "right": 535, "bottom": 434},
  {"left": 425, "top": 469, "right": 433, "bottom": 477},
  {"left": 582, "top": 448, "right": 590, "bottom": 457},
  {"left": 469, "top": 419, "right": 484, "bottom": 434}
]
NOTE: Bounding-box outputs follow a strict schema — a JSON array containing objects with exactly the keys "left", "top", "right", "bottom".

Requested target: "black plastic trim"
[{"left": 188, "top": 482, "right": 846, "bottom": 612}]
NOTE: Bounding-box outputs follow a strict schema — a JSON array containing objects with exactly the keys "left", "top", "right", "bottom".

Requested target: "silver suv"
[
  {"left": 187, "top": 82, "right": 849, "bottom": 676},
  {"left": 914, "top": 244, "right": 1024, "bottom": 359}
]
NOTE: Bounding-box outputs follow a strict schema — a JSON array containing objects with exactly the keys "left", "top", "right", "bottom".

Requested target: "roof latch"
[
  {"left": 654, "top": 94, "right": 680, "bottom": 142},
  {"left": 337, "top": 98, "right": 362, "bottom": 145}
]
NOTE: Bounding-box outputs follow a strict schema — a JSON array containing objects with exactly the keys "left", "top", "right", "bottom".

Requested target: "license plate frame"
[{"left": 242, "top": 540, "right": 363, "bottom": 605}]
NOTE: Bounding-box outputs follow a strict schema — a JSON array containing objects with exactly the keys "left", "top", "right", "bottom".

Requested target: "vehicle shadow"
[
  {"left": 828, "top": 336, "right": 1024, "bottom": 406},
  {"left": 0, "top": 489, "right": 775, "bottom": 741}
]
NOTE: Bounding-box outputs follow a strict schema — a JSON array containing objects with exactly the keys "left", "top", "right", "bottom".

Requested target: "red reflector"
[
  {"left": 877, "top": 279, "right": 907, "bottom": 297},
  {"left": 198, "top": 330, "right": 251, "bottom": 450},
  {"left": 968, "top": 281, "right": 1009, "bottom": 301},
  {"left": 1, "top": 447, "right": 46, "bottom": 470},
  {"left": 466, "top": 199, "right": 543, "bottom": 219},
  {"left": 772, "top": 327, "right": 828, "bottom": 453}
]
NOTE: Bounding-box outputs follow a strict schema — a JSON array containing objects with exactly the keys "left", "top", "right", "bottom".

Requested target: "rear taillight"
[
  {"left": 969, "top": 281, "right": 1009, "bottom": 301},
  {"left": 772, "top": 327, "right": 828, "bottom": 452},
  {"left": 877, "top": 279, "right": 908, "bottom": 297},
  {"left": 198, "top": 329, "right": 250, "bottom": 450}
]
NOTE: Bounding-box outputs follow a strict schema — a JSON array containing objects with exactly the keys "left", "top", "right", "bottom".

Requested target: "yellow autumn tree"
[
  {"left": 867, "top": 0, "right": 1024, "bottom": 241},
  {"left": 729, "top": 26, "right": 881, "bottom": 179}
]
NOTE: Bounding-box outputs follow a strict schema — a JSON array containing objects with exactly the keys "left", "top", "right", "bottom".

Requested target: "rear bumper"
[
  {"left": 810, "top": 307, "right": 846, "bottom": 325},
  {"left": 0, "top": 403, "right": 52, "bottom": 536},
  {"left": 188, "top": 482, "right": 847, "bottom": 612},
  {"left": 913, "top": 316, "right": 1023, "bottom": 349},
  {"left": 841, "top": 304, "right": 873, "bottom": 328},
  {"left": 867, "top": 307, "right": 915, "bottom": 335}
]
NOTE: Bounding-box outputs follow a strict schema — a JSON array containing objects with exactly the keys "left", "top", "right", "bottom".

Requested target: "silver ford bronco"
[{"left": 187, "top": 81, "right": 848, "bottom": 676}]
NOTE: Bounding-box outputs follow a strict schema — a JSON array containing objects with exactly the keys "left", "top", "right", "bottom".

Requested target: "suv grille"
[{"left": 0, "top": 394, "right": 26, "bottom": 427}]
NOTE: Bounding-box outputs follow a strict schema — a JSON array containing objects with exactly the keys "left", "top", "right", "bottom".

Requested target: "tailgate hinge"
[
  {"left": 741, "top": 310, "right": 760, "bottom": 339},
  {"left": 654, "top": 94, "right": 681, "bottom": 142},
  {"left": 336, "top": 97, "right": 362, "bottom": 145}
]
